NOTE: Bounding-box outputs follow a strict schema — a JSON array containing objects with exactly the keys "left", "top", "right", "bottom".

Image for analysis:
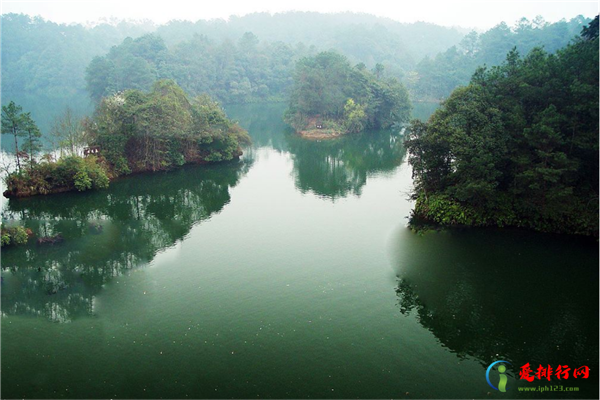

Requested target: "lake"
[{"left": 1, "top": 103, "right": 598, "bottom": 399}]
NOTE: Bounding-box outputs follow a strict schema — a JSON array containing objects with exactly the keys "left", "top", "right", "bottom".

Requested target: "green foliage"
[
  {"left": 77, "top": 13, "right": 467, "bottom": 107},
  {"left": 4, "top": 11, "right": 590, "bottom": 143},
  {"left": 84, "top": 32, "right": 303, "bottom": 105},
  {"left": 1, "top": 232, "right": 10, "bottom": 246},
  {"left": 409, "top": 16, "right": 592, "bottom": 100},
  {"left": 87, "top": 80, "right": 248, "bottom": 174},
  {"left": 581, "top": 15, "right": 599, "bottom": 40},
  {"left": 343, "top": 98, "right": 367, "bottom": 133},
  {"left": 73, "top": 170, "right": 92, "bottom": 191},
  {"left": 1, "top": 226, "right": 30, "bottom": 247},
  {"left": 1, "top": 102, "right": 43, "bottom": 170},
  {"left": 21, "top": 112, "right": 43, "bottom": 168},
  {"left": 4, "top": 155, "right": 110, "bottom": 197},
  {"left": 4, "top": 81, "right": 247, "bottom": 199},
  {"left": 1, "top": 14, "right": 157, "bottom": 142},
  {"left": 406, "top": 21, "right": 599, "bottom": 237},
  {"left": 285, "top": 51, "right": 411, "bottom": 134},
  {"left": 1, "top": 101, "right": 28, "bottom": 170}
]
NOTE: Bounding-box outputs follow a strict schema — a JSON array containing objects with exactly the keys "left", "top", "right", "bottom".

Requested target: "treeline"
[
  {"left": 86, "top": 32, "right": 307, "bottom": 104},
  {"left": 85, "top": 12, "right": 468, "bottom": 105},
  {"left": 1, "top": 12, "right": 593, "bottom": 144},
  {"left": 84, "top": 22, "right": 453, "bottom": 105},
  {"left": 2, "top": 80, "right": 249, "bottom": 198},
  {"left": 153, "top": 12, "right": 465, "bottom": 62},
  {"left": 1, "top": 13, "right": 155, "bottom": 140},
  {"left": 2, "top": 11, "right": 465, "bottom": 137},
  {"left": 405, "top": 17, "right": 599, "bottom": 236},
  {"left": 284, "top": 52, "right": 411, "bottom": 135},
  {"left": 409, "top": 16, "right": 591, "bottom": 100}
]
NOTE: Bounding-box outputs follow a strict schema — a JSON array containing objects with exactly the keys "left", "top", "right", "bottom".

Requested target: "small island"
[
  {"left": 2, "top": 80, "right": 249, "bottom": 198},
  {"left": 284, "top": 52, "right": 411, "bottom": 139}
]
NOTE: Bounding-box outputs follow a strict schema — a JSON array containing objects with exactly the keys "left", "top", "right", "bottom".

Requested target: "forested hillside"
[
  {"left": 83, "top": 13, "right": 467, "bottom": 105},
  {"left": 85, "top": 32, "right": 307, "bottom": 104},
  {"left": 1, "top": 14, "right": 155, "bottom": 139},
  {"left": 409, "top": 16, "right": 591, "bottom": 100},
  {"left": 153, "top": 12, "right": 466, "bottom": 62},
  {"left": 406, "top": 17, "right": 599, "bottom": 236},
  {"left": 0, "top": 11, "right": 592, "bottom": 148}
]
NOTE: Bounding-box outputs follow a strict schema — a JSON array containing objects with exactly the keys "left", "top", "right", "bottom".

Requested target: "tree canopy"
[
  {"left": 87, "top": 79, "right": 249, "bottom": 174},
  {"left": 408, "top": 16, "right": 592, "bottom": 100},
  {"left": 3, "top": 81, "right": 249, "bottom": 198},
  {"left": 284, "top": 51, "right": 411, "bottom": 134},
  {"left": 405, "top": 17, "right": 599, "bottom": 236}
]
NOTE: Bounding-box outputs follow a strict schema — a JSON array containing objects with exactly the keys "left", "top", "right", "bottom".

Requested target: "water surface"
[{"left": 1, "top": 103, "right": 598, "bottom": 399}]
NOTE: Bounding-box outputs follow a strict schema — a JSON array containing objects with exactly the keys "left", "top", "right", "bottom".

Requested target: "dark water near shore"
[{"left": 1, "top": 103, "right": 598, "bottom": 399}]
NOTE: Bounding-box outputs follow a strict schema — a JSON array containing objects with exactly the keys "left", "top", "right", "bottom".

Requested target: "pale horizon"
[{"left": 1, "top": 0, "right": 598, "bottom": 30}]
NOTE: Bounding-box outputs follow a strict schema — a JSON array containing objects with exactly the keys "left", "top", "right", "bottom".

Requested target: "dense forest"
[
  {"left": 405, "top": 17, "right": 599, "bottom": 237},
  {"left": 2, "top": 80, "right": 248, "bottom": 198},
  {"left": 85, "top": 32, "right": 304, "bottom": 104},
  {"left": 284, "top": 51, "right": 411, "bottom": 136},
  {"left": 1, "top": 12, "right": 464, "bottom": 140},
  {"left": 1, "top": 13, "right": 155, "bottom": 139},
  {"left": 2, "top": 11, "right": 597, "bottom": 235},
  {"left": 3, "top": 11, "right": 589, "bottom": 148},
  {"left": 82, "top": 14, "right": 464, "bottom": 105},
  {"left": 409, "top": 15, "right": 591, "bottom": 100}
]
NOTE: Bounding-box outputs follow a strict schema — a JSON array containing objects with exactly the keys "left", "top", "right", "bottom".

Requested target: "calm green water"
[{"left": 1, "top": 103, "right": 598, "bottom": 399}]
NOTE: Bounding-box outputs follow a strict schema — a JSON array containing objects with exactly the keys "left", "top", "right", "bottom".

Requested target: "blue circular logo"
[{"left": 486, "top": 360, "right": 512, "bottom": 391}]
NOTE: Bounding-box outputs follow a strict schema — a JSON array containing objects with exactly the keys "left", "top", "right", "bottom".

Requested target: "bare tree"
[{"left": 51, "top": 107, "right": 86, "bottom": 157}]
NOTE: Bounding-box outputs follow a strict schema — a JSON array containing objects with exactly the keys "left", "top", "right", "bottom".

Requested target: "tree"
[
  {"left": 406, "top": 18, "right": 599, "bottom": 236},
  {"left": 581, "top": 15, "right": 599, "bottom": 40},
  {"left": 343, "top": 98, "right": 367, "bottom": 133},
  {"left": 373, "top": 63, "right": 384, "bottom": 79},
  {"left": 285, "top": 51, "right": 411, "bottom": 133},
  {"left": 1, "top": 101, "right": 27, "bottom": 172},
  {"left": 87, "top": 79, "right": 248, "bottom": 173},
  {"left": 409, "top": 16, "right": 592, "bottom": 101},
  {"left": 51, "top": 107, "right": 85, "bottom": 156},
  {"left": 21, "top": 112, "right": 42, "bottom": 169}
]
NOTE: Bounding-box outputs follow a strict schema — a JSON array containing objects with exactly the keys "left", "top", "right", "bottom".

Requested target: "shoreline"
[
  {"left": 297, "top": 129, "right": 345, "bottom": 140},
  {"left": 2, "top": 151, "right": 243, "bottom": 199}
]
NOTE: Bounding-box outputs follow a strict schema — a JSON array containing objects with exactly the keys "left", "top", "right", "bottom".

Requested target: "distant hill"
[
  {"left": 407, "top": 15, "right": 591, "bottom": 100},
  {"left": 1, "top": 12, "right": 466, "bottom": 149},
  {"left": 1, "top": 11, "right": 591, "bottom": 149}
]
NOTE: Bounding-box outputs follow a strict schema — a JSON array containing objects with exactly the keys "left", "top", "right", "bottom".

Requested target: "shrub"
[
  {"left": 4, "top": 155, "right": 111, "bottom": 196},
  {"left": 73, "top": 170, "right": 92, "bottom": 191},
  {"left": 1, "top": 226, "right": 31, "bottom": 247}
]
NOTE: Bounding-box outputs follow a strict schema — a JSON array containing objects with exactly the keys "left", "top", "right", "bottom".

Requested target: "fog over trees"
[{"left": 1, "top": 11, "right": 591, "bottom": 145}]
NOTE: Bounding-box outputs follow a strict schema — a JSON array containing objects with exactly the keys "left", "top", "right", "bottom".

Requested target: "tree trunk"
[
  {"left": 13, "top": 127, "right": 21, "bottom": 172},
  {"left": 28, "top": 130, "right": 33, "bottom": 170}
]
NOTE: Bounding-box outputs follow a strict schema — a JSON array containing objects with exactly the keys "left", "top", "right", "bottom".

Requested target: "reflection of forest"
[
  {"left": 1, "top": 160, "right": 251, "bottom": 322},
  {"left": 286, "top": 129, "right": 406, "bottom": 200},
  {"left": 392, "top": 228, "right": 599, "bottom": 376},
  {"left": 227, "top": 102, "right": 408, "bottom": 201}
]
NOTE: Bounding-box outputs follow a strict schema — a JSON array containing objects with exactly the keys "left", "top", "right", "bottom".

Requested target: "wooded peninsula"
[
  {"left": 406, "top": 18, "right": 599, "bottom": 237},
  {"left": 2, "top": 80, "right": 249, "bottom": 198}
]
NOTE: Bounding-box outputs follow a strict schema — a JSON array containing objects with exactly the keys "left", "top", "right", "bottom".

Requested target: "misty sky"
[{"left": 1, "top": 0, "right": 598, "bottom": 29}]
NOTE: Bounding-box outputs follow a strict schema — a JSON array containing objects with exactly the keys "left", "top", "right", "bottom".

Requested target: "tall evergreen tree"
[{"left": 1, "top": 101, "right": 27, "bottom": 171}]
